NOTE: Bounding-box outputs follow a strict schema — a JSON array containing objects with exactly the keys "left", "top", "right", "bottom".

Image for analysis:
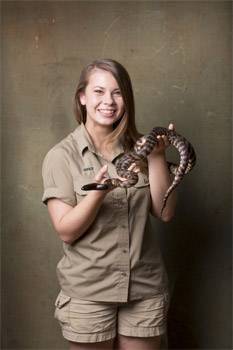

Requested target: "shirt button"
[{"left": 123, "top": 249, "right": 127, "bottom": 253}]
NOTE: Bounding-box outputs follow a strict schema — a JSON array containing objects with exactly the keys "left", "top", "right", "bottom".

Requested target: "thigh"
[
  {"left": 116, "top": 334, "right": 161, "bottom": 350},
  {"left": 54, "top": 291, "right": 117, "bottom": 344},
  {"left": 69, "top": 339, "right": 114, "bottom": 350},
  {"left": 117, "top": 291, "right": 170, "bottom": 340}
]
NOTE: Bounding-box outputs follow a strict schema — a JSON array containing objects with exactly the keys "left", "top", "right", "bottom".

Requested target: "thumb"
[
  {"left": 95, "top": 165, "right": 108, "bottom": 182},
  {"left": 168, "top": 122, "right": 174, "bottom": 130}
]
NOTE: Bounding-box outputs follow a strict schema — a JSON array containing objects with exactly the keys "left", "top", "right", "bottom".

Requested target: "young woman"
[{"left": 42, "top": 59, "right": 177, "bottom": 350}]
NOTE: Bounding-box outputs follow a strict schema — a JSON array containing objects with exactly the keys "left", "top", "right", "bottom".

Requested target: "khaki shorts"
[{"left": 54, "top": 290, "right": 170, "bottom": 343}]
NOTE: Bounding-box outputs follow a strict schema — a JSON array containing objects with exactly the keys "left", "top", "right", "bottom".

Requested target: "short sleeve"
[{"left": 42, "top": 148, "right": 76, "bottom": 206}]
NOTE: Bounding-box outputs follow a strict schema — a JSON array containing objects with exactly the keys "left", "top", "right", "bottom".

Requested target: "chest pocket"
[
  {"left": 74, "top": 172, "right": 150, "bottom": 202},
  {"left": 74, "top": 177, "right": 91, "bottom": 200}
]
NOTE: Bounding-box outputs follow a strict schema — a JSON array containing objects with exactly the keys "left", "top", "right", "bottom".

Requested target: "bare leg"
[
  {"left": 69, "top": 339, "right": 114, "bottom": 350},
  {"left": 117, "top": 334, "right": 161, "bottom": 350}
]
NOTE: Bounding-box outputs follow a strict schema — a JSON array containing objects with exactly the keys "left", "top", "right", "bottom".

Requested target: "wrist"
[
  {"left": 88, "top": 189, "right": 108, "bottom": 201},
  {"left": 148, "top": 150, "right": 166, "bottom": 161}
]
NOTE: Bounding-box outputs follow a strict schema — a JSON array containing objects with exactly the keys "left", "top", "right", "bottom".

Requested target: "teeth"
[{"left": 98, "top": 109, "right": 116, "bottom": 116}]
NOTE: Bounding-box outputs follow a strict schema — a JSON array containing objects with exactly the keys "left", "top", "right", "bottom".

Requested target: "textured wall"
[{"left": 2, "top": 1, "right": 232, "bottom": 349}]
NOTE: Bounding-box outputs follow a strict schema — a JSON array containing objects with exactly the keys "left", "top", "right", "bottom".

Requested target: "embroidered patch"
[{"left": 83, "top": 167, "right": 94, "bottom": 171}]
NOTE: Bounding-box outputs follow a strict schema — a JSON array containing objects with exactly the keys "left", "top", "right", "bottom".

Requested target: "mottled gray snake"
[{"left": 82, "top": 127, "right": 196, "bottom": 216}]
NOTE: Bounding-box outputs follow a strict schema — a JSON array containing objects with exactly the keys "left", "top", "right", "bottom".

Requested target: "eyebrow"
[{"left": 93, "top": 86, "right": 121, "bottom": 91}]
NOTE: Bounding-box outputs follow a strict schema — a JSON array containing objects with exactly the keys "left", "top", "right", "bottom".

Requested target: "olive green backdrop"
[{"left": 2, "top": 1, "right": 232, "bottom": 349}]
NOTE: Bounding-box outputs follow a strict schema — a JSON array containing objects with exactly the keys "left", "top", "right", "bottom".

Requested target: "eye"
[
  {"left": 94, "top": 89, "right": 103, "bottom": 94},
  {"left": 113, "top": 90, "right": 122, "bottom": 96}
]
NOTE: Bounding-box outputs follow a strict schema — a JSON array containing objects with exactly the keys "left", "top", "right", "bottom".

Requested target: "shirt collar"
[
  {"left": 73, "top": 123, "right": 125, "bottom": 161},
  {"left": 73, "top": 123, "right": 95, "bottom": 154}
]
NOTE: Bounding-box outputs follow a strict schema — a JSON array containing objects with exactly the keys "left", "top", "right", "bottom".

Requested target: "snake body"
[{"left": 82, "top": 127, "right": 196, "bottom": 216}]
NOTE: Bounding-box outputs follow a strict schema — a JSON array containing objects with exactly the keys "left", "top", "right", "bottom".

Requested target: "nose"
[{"left": 103, "top": 92, "right": 115, "bottom": 105}]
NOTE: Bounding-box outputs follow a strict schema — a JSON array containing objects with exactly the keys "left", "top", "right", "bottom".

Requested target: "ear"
[{"left": 79, "top": 92, "right": 86, "bottom": 106}]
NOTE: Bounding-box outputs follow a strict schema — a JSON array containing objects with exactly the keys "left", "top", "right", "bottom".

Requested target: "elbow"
[
  {"left": 151, "top": 207, "right": 175, "bottom": 222},
  {"left": 160, "top": 213, "right": 173, "bottom": 223},
  {"left": 55, "top": 221, "right": 85, "bottom": 244},
  {"left": 60, "top": 234, "right": 75, "bottom": 245},
  {"left": 160, "top": 207, "right": 176, "bottom": 222},
  {"left": 159, "top": 195, "right": 177, "bottom": 222},
  {"left": 55, "top": 225, "right": 78, "bottom": 245},
  {"left": 59, "top": 229, "right": 81, "bottom": 244}
]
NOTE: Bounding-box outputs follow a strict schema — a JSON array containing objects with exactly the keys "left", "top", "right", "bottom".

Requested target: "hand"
[
  {"left": 150, "top": 123, "right": 175, "bottom": 156},
  {"left": 94, "top": 165, "right": 109, "bottom": 184},
  {"left": 94, "top": 165, "right": 121, "bottom": 193},
  {"left": 95, "top": 164, "right": 139, "bottom": 186},
  {"left": 127, "top": 161, "right": 143, "bottom": 175},
  {"left": 123, "top": 123, "right": 176, "bottom": 174}
]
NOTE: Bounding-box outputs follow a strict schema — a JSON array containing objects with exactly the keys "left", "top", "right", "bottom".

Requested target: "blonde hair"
[{"left": 73, "top": 59, "right": 141, "bottom": 151}]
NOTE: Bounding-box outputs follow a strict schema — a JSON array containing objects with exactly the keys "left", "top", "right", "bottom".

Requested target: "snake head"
[{"left": 81, "top": 183, "right": 109, "bottom": 191}]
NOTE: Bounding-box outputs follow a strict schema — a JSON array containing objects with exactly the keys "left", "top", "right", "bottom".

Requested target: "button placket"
[
  {"left": 117, "top": 209, "right": 130, "bottom": 296},
  {"left": 98, "top": 156, "right": 131, "bottom": 301}
]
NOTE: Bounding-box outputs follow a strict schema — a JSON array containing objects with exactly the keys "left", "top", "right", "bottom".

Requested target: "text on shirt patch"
[{"left": 83, "top": 167, "right": 94, "bottom": 172}]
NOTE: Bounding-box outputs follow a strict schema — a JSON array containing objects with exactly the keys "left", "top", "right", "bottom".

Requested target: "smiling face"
[{"left": 79, "top": 68, "right": 125, "bottom": 131}]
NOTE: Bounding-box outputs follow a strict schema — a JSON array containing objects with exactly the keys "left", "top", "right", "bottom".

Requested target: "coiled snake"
[{"left": 82, "top": 127, "right": 196, "bottom": 216}]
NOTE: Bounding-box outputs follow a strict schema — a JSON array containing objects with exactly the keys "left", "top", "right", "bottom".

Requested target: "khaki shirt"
[{"left": 42, "top": 123, "right": 168, "bottom": 302}]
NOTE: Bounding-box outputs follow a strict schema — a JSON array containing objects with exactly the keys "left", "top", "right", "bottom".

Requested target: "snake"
[{"left": 81, "top": 127, "right": 196, "bottom": 216}]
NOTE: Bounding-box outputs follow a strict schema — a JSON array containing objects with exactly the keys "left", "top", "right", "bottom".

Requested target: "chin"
[{"left": 99, "top": 117, "right": 120, "bottom": 126}]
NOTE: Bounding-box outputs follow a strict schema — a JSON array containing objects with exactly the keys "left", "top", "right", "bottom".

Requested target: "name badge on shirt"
[{"left": 83, "top": 167, "right": 94, "bottom": 172}]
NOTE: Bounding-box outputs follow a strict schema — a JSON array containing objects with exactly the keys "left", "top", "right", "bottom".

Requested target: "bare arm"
[
  {"left": 148, "top": 151, "right": 177, "bottom": 221},
  {"left": 47, "top": 165, "right": 109, "bottom": 244},
  {"left": 148, "top": 124, "right": 177, "bottom": 221}
]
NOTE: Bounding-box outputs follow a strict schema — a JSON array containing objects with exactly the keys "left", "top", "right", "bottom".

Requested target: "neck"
[{"left": 85, "top": 120, "right": 112, "bottom": 153}]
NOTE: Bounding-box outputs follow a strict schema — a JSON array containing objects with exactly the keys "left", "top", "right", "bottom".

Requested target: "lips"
[{"left": 98, "top": 109, "right": 116, "bottom": 117}]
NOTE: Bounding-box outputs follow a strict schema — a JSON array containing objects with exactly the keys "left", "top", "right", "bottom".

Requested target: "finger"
[
  {"left": 118, "top": 175, "right": 129, "bottom": 181},
  {"left": 95, "top": 165, "right": 108, "bottom": 182},
  {"left": 130, "top": 165, "right": 140, "bottom": 173},
  {"left": 156, "top": 135, "right": 162, "bottom": 147},
  {"left": 162, "top": 135, "right": 170, "bottom": 147},
  {"left": 156, "top": 136, "right": 167, "bottom": 149},
  {"left": 128, "top": 163, "right": 136, "bottom": 171},
  {"left": 157, "top": 135, "right": 165, "bottom": 145},
  {"left": 133, "top": 167, "right": 140, "bottom": 173}
]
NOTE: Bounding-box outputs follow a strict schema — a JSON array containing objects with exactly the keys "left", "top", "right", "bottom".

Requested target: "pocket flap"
[
  {"left": 74, "top": 178, "right": 92, "bottom": 196},
  {"left": 55, "top": 292, "right": 71, "bottom": 309}
]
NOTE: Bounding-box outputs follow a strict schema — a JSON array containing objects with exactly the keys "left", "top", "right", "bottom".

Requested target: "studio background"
[{"left": 2, "top": 1, "right": 232, "bottom": 349}]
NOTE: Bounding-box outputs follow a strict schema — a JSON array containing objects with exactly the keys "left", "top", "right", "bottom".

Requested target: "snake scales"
[{"left": 82, "top": 127, "right": 196, "bottom": 216}]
